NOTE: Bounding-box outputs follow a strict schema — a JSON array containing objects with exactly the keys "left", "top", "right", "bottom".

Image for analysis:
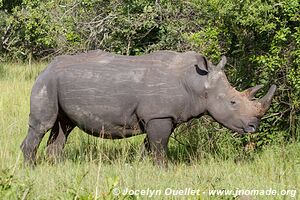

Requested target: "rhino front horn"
[{"left": 259, "top": 85, "right": 277, "bottom": 114}]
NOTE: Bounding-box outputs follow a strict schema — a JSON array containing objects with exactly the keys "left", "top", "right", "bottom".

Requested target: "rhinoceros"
[{"left": 21, "top": 50, "right": 276, "bottom": 166}]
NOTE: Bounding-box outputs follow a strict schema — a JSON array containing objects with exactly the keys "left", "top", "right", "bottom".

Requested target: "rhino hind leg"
[
  {"left": 46, "top": 115, "right": 75, "bottom": 162},
  {"left": 140, "top": 135, "right": 151, "bottom": 159},
  {"left": 21, "top": 115, "right": 57, "bottom": 166},
  {"left": 21, "top": 83, "right": 58, "bottom": 166}
]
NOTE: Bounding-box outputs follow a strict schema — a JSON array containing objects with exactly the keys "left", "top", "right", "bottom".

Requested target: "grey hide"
[{"left": 20, "top": 50, "right": 276, "bottom": 166}]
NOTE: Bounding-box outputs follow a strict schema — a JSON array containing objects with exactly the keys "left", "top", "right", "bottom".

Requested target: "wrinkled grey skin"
[{"left": 20, "top": 50, "right": 276, "bottom": 166}]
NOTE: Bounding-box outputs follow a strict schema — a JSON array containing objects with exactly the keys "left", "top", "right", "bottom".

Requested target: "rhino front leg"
[{"left": 146, "top": 118, "right": 173, "bottom": 167}]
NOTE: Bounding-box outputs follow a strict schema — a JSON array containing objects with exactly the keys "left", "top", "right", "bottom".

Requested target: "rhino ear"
[
  {"left": 195, "top": 56, "right": 208, "bottom": 75},
  {"left": 217, "top": 56, "right": 227, "bottom": 70}
]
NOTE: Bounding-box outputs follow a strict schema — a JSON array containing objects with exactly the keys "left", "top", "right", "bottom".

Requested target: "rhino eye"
[{"left": 230, "top": 100, "right": 236, "bottom": 105}]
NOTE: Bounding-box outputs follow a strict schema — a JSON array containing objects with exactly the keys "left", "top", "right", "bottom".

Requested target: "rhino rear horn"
[
  {"left": 244, "top": 85, "right": 263, "bottom": 99},
  {"left": 259, "top": 85, "right": 277, "bottom": 114}
]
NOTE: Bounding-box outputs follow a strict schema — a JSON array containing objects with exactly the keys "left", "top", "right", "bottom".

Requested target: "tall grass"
[{"left": 0, "top": 62, "right": 299, "bottom": 199}]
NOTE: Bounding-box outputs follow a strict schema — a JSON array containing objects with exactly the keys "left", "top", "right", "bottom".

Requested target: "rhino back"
[{"left": 45, "top": 51, "right": 188, "bottom": 135}]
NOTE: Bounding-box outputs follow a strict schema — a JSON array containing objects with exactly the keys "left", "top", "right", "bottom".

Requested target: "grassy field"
[{"left": 0, "top": 63, "right": 299, "bottom": 199}]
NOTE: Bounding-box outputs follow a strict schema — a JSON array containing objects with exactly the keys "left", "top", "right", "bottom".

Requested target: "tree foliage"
[{"left": 0, "top": 0, "right": 299, "bottom": 147}]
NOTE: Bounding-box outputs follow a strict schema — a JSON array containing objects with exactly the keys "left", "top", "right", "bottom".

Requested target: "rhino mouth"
[
  {"left": 244, "top": 124, "right": 257, "bottom": 133},
  {"left": 234, "top": 123, "right": 257, "bottom": 135}
]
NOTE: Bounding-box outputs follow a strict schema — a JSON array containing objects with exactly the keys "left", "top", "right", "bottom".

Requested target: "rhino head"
[{"left": 193, "top": 55, "right": 276, "bottom": 134}]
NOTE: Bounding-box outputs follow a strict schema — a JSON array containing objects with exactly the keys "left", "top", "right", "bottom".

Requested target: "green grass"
[{"left": 0, "top": 63, "right": 299, "bottom": 199}]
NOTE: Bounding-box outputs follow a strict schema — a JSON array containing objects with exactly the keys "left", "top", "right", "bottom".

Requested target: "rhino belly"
[
  {"left": 60, "top": 101, "right": 142, "bottom": 138},
  {"left": 57, "top": 86, "right": 142, "bottom": 138}
]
